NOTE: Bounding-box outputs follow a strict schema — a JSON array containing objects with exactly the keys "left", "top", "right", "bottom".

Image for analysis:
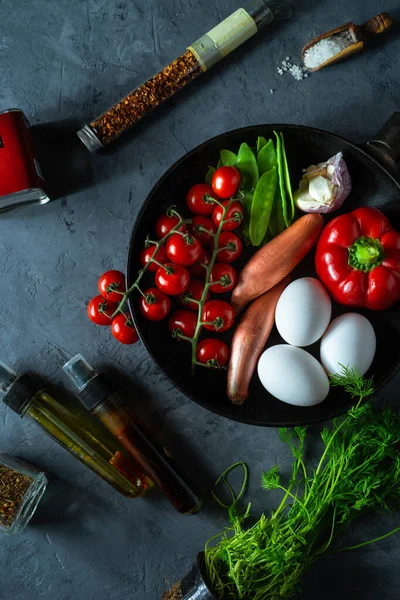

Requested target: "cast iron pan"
[{"left": 127, "top": 114, "right": 400, "bottom": 427}]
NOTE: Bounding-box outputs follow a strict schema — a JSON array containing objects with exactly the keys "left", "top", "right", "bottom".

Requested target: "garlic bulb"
[{"left": 294, "top": 152, "right": 352, "bottom": 214}]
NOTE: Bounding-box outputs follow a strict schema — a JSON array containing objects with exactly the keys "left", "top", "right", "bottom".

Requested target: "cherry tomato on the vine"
[
  {"left": 202, "top": 300, "right": 234, "bottom": 332},
  {"left": 197, "top": 338, "right": 230, "bottom": 368},
  {"left": 98, "top": 270, "right": 126, "bottom": 303},
  {"left": 166, "top": 233, "right": 202, "bottom": 266},
  {"left": 178, "top": 279, "right": 209, "bottom": 311},
  {"left": 186, "top": 183, "right": 217, "bottom": 215},
  {"left": 88, "top": 295, "right": 118, "bottom": 326},
  {"left": 111, "top": 314, "right": 139, "bottom": 345},
  {"left": 140, "top": 245, "right": 168, "bottom": 272},
  {"left": 212, "top": 201, "right": 244, "bottom": 231},
  {"left": 188, "top": 248, "right": 211, "bottom": 277},
  {"left": 211, "top": 166, "right": 240, "bottom": 199},
  {"left": 215, "top": 231, "right": 242, "bottom": 263},
  {"left": 155, "top": 213, "right": 185, "bottom": 239},
  {"left": 139, "top": 287, "right": 171, "bottom": 321},
  {"left": 210, "top": 263, "right": 237, "bottom": 293},
  {"left": 155, "top": 263, "right": 190, "bottom": 296},
  {"left": 168, "top": 310, "right": 197, "bottom": 339},
  {"left": 188, "top": 216, "right": 216, "bottom": 247}
]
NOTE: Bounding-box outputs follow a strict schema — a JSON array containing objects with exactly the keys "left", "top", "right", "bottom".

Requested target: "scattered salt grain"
[
  {"left": 303, "top": 31, "right": 354, "bottom": 69},
  {"left": 270, "top": 89, "right": 274, "bottom": 94},
  {"left": 277, "top": 57, "right": 308, "bottom": 81}
]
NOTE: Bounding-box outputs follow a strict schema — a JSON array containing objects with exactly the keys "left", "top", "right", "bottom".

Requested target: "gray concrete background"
[{"left": 1, "top": 0, "right": 400, "bottom": 598}]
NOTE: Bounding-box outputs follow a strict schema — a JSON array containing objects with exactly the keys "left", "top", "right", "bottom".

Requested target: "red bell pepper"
[{"left": 315, "top": 207, "right": 400, "bottom": 310}]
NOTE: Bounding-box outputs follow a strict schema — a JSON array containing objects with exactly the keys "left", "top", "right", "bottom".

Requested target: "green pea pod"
[
  {"left": 205, "top": 166, "right": 216, "bottom": 185},
  {"left": 268, "top": 185, "right": 286, "bottom": 237},
  {"left": 274, "top": 131, "right": 289, "bottom": 228},
  {"left": 257, "top": 136, "right": 268, "bottom": 154},
  {"left": 280, "top": 132, "right": 295, "bottom": 223},
  {"left": 249, "top": 167, "right": 278, "bottom": 246},
  {"left": 236, "top": 143, "right": 259, "bottom": 191},
  {"left": 220, "top": 149, "right": 237, "bottom": 167},
  {"left": 257, "top": 139, "right": 276, "bottom": 175}
]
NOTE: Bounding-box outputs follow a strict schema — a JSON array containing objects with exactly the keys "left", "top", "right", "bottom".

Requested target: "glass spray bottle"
[
  {"left": 63, "top": 354, "right": 202, "bottom": 514},
  {"left": 0, "top": 361, "right": 148, "bottom": 498}
]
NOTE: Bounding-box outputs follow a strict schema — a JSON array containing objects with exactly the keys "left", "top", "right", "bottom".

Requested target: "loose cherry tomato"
[
  {"left": 140, "top": 245, "right": 168, "bottom": 272},
  {"left": 188, "top": 216, "right": 216, "bottom": 247},
  {"left": 139, "top": 287, "right": 171, "bottom": 321},
  {"left": 88, "top": 295, "right": 118, "bottom": 326},
  {"left": 155, "top": 263, "right": 190, "bottom": 296},
  {"left": 215, "top": 231, "right": 243, "bottom": 263},
  {"left": 155, "top": 213, "right": 185, "bottom": 239},
  {"left": 111, "top": 313, "right": 139, "bottom": 345},
  {"left": 211, "top": 166, "right": 240, "bottom": 199},
  {"left": 178, "top": 279, "right": 209, "bottom": 311},
  {"left": 186, "top": 183, "right": 218, "bottom": 215},
  {"left": 166, "top": 233, "right": 202, "bottom": 266},
  {"left": 210, "top": 263, "right": 237, "bottom": 293},
  {"left": 188, "top": 248, "right": 211, "bottom": 276},
  {"left": 202, "top": 300, "right": 234, "bottom": 332},
  {"left": 168, "top": 310, "right": 197, "bottom": 339},
  {"left": 212, "top": 201, "right": 244, "bottom": 231},
  {"left": 197, "top": 338, "right": 230, "bottom": 368},
  {"left": 98, "top": 270, "right": 126, "bottom": 302}
]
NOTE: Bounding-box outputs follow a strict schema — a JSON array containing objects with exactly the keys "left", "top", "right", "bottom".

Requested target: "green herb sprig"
[{"left": 205, "top": 368, "right": 400, "bottom": 599}]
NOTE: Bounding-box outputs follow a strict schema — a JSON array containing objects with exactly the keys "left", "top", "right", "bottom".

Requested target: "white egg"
[
  {"left": 320, "top": 313, "right": 376, "bottom": 376},
  {"left": 275, "top": 277, "right": 331, "bottom": 347},
  {"left": 258, "top": 345, "right": 330, "bottom": 407}
]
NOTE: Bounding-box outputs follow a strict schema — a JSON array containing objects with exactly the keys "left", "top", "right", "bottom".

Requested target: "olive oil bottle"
[{"left": 0, "top": 361, "right": 148, "bottom": 498}]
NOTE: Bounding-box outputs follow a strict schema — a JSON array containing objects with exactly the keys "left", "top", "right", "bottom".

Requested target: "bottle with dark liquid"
[{"left": 63, "top": 354, "right": 202, "bottom": 514}]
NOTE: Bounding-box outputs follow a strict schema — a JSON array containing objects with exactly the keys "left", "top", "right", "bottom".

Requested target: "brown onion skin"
[{"left": 227, "top": 278, "right": 290, "bottom": 405}]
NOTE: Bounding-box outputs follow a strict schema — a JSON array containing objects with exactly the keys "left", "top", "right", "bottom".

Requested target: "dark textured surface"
[{"left": 0, "top": 0, "right": 399, "bottom": 598}]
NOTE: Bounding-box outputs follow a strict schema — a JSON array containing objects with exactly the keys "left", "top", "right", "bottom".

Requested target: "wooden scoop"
[{"left": 302, "top": 13, "right": 392, "bottom": 72}]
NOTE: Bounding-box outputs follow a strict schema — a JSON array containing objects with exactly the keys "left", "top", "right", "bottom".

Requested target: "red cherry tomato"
[
  {"left": 188, "top": 248, "right": 211, "bottom": 277},
  {"left": 202, "top": 300, "right": 234, "bottom": 332},
  {"left": 212, "top": 201, "right": 244, "bottom": 231},
  {"left": 215, "top": 231, "right": 242, "bottom": 263},
  {"left": 111, "top": 314, "right": 139, "bottom": 345},
  {"left": 186, "top": 183, "right": 218, "bottom": 215},
  {"left": 210, "top": 263, "right": 237, "bottom": 293},
  {"left": 166, "top": 233, "right": 202, "bottom": 266},
  {"left": 98, "top": 270, "right": 126, "bottom": 303},
  {"left": 178, "top": 280, "right": 209, "bottom": 311},
  {"left": 88, "top": 295, "right": 118, "bottom": 326},
  {"left": 188, "top": 216, "right": 216, "bottom": 247},
  {"left": 197, "top": 338, "right": 230, "bottom": 368},
  {"left": 139, "top": 287, "right": 171, "bottom": 321},
  {"left": 155, "top": 263, "right": 190, "bottom": 296},
  {"left": 168, "top": 310, "right": 197, "bottom": 339},
  {"left": 155, "top": 214, "right": 185, "bottom": 239},
  {"left": 140, "top": 245, "right": 168, "bottom": 272},
  {"left": 211, "top": 166, "right": 240, "bottom": 199}
]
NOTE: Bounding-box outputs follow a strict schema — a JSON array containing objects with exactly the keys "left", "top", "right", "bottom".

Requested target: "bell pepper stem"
[{"left": 348, "top": 236, "right": 384, "bottom": 273}]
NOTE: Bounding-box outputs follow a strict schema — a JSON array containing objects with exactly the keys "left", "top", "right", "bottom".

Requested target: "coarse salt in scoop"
[{"left": 302, "top": 13, "right": 392, "bottom": 72}]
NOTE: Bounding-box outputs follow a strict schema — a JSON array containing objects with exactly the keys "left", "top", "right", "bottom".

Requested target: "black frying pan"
[{"left": 127, "top": 114, "right": 400, "bottom": 427}]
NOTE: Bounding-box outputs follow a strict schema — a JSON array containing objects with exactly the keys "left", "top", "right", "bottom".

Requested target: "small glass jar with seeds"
[
  {"left": 0, "top": 453, "right": 48, "bottom": 536},
  {"left": 77, "top": 0, "right": 292, "bottom": 152}
]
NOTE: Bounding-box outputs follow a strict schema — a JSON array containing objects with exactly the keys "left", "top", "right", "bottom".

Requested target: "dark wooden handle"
[{"left": 362, "top": 13, "right": 392, "bottom": 35}]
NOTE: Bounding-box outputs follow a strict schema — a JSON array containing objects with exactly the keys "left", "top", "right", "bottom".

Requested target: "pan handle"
[{"left": 364, "top": 112, "right": 400, "bottom": 178}]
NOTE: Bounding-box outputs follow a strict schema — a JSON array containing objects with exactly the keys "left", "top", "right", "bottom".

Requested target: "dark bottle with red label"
[{"left": 0, "top": 109, "right": 49, "bottom": 212}]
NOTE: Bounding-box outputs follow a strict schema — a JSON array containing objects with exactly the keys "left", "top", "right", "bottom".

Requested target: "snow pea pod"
[
  {"left": 205, "top": 166, "right": 215, "bottom": 185},
  {"left": 257, "top": 139, "right": 276, "bottom": 175},
  {"left": 257, "top": 136, "right": 268, "bottom": 154},
  {"left": 249, "top": 167, "right": 278, "bottom": 246},
  {"left": 274, "top": 131, "right": 289, "bottom": 228},
  {"left": 220, "top": 149, "right": 237, "bottom": 167},
  {"left": 280, "top": 132, "right": 295, "bottom": 223}
]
